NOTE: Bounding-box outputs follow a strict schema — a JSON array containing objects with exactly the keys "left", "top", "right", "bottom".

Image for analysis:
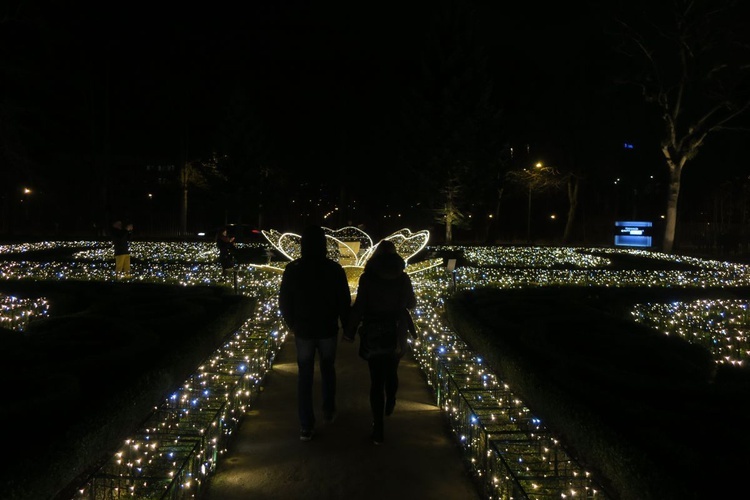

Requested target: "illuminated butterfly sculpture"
[{"left": 255, "top": 226, "right": 442, "bottom": 286}]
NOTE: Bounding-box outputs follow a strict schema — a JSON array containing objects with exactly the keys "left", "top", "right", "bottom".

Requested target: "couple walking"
[{"left": 278, "top": 225, "right": 417, "bottom": 444}]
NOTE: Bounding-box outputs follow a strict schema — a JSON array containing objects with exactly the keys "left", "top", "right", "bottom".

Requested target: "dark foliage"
[
  {"left": 446, "top": 285, "right": 750, "bottom": 500},
  {"left": 0, "top": 280, "right": 254, "bottom": 500}
]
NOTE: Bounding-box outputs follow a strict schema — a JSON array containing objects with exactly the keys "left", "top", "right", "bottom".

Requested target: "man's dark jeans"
[{"left": 295, "top": 335, "right": 338, "bottom": 431}]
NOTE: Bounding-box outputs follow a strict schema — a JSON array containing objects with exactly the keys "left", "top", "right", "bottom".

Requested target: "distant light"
[
  {"left": 550, "top": 214, "right": 556, "bottom": 220},
  {"left": 23, "top": 187, "right": 32, "bottom": 194},
  {"left": 197, "top": 232, "right": 206, "bottom": 236},
  {"left": 624, "top": 142, "right": 634, "bottom": 149}
]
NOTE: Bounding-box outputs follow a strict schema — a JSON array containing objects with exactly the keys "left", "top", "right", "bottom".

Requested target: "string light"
[
  {"left": 0, "top": 294, "right": 49, "bottom": 331},
  {"left": 632, "top": 299, "right": 750, "bottom": 366},
  {"left": 4, "top": 240, "right": 749, "bottom": 499}
]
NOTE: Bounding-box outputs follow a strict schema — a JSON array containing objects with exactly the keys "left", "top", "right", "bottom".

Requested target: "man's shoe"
[
  {"left": 299, "top": 429, "right": 314, "bottom": 441},
  {"left": 372, "top": 422, "right": 384, "bottom": 444},
  {"left": 323, "top": 412, "right": 337, "bottom": 424}
]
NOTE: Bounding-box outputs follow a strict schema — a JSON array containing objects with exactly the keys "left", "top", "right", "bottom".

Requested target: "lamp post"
[
  {"left": 527, "top": 184, "right": 532, "bottom": 243},
  {"left": 526, "top": 162, "right": 543, "bottom": 243},
  {"left": 148, "top": 193, "right": 153, "bottom": 236}
]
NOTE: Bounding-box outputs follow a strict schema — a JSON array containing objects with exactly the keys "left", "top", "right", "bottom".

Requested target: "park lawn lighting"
[{"left": 4, "top": 240, "right": 750, "bottom": 499}]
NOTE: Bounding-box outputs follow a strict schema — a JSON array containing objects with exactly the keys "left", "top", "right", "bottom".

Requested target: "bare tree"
[
  {"left": 399, "top": 0, "right": 504, "bottom": 242},
  {"left": 507, "top": 163, "right": 568, "bottom": 242},
  {"left": 561, "top": 173, "right": 581, "bottom": 244},
  {"left": 614, "top": 0, "right": 750, "bottom": 252},
  {"left": 433, "top": 175, "right": 469, "bottom": 244},
  {"left": 178, "top": 155, "right": 225, "bottom": 236}
]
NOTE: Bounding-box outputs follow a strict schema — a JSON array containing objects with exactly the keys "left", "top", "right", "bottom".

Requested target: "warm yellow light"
[{"left": 8, "top": 241, "right": 747, "bottom": 499}]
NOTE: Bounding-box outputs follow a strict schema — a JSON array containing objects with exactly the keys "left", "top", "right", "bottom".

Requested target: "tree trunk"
[
  {"left": 562, "top": 177, "right": 578, "bottom": 244},
  {"left": 485, "top": 187, "right": 504, "bottom": 243},
  {"left": 662, "top": 163, "right": 682, "bottom": 253},
  {"left": 180, "top": 187, "right": 188, "bottom": 237}
]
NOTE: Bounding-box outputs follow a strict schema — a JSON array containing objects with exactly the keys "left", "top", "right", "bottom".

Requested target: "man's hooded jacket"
[{"left": 279, "top": 226, "right": 351, "bottom": 339}]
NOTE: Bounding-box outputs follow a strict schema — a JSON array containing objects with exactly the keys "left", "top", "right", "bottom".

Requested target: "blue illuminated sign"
[{"left": 614, "top": 221, "right": 652, "bottom": 247}]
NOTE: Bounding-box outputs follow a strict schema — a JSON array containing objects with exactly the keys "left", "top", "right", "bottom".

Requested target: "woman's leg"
[
  {"left": 368, "top": 357, "right": 386, "bottom": 442},
  {"left": 385, "top": 356, "right": 400, "bottom": 415}
]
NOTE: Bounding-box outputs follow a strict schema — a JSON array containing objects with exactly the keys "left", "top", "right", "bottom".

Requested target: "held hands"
[
  {"left": 340, "top": 323, "right": 355, "bottom": 342},
  {"left": 396, "top": 336, "right": 409, "bottom": 359}
]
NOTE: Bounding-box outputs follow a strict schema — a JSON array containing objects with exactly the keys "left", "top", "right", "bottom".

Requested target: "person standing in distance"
[
  {"left": 216, "top": 226, "right": 237, "bottom": 280},
  {"left": 111, "top": 220, "right": 133, "bottom": 279},
  {"left": 279, "top": 225, "right": 351, "bottom": 441}
]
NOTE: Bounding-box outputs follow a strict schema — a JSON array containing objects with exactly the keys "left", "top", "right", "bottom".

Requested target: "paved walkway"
[{"left": 201, "top": 334, "right": 483, "bottom": 500}]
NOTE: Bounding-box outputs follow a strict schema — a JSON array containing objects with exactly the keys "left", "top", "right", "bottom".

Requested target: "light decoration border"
[
  {"left": 4, "top": 241, "right": 750, "bottom": 499},
  {"left": 631, "top": 299, "right": 750, "bottom": 366},
  {"left": 0, "top": 294, "right": 50, "bottom": 331}
]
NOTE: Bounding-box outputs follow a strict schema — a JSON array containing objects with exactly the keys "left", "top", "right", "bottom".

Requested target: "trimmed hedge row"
[
  {"left": 0, "top": 280, "right": 255, "bottom": 500},
  {"left": 445, "top": 286, "right": 749, "bottom": 500}
]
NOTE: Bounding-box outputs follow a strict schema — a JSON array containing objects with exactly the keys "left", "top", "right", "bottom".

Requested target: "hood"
[
  {"left": 365, "top": 252, "right": 405, "bottom": 280},
  {"left": 300, "top": 225, "right": 327, "bottom": 259}
]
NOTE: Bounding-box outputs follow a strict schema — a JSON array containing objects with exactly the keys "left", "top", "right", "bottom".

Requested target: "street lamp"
[
  {"left": 21, "top": 187, "right": 32, "bottom": 229},
  {"left": 526, "top": 162, "right": 543, "bottom": 243}
]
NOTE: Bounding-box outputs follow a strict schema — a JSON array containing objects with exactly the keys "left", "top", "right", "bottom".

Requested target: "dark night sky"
[
  {"left": 10, "top": 1, "right": 607, "bottom": 169},
  {"left": 4, "top": 0, "right": 747, "bottom": 235}
]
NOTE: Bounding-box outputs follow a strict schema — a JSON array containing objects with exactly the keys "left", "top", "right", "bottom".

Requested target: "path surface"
[{"left": 201, "top": 334, "right": 483, "bottom": 500}]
